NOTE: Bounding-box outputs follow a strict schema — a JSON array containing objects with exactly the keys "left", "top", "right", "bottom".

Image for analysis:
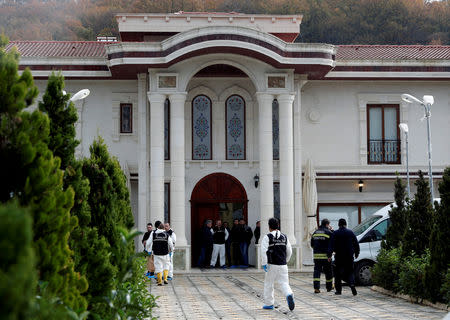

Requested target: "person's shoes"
[
  {"left": 351, "top": 286, "right": 357, "bottom": 296},
  {"left": 145, "top": 271, "right": 150, "bottom": 276},
  {"left": 314, "top": 289, "right": 320, "bottom": 294},
  {"left": 327, "top": 288, "right": 332, "bottom": 292},
  {"left": 230, "top": 265, "right": 238, "bottom": 269},
  {"left": 221, "top": 265, "right": 227, "bottom": 269},
  {"left": 157, "top": 283, "right": 163, "bottom": 286},
  {"left": 262, "top": 305, "right": 274, "bottom": 310},
  {"left": 335, "top": 291, "right": 342, "bottom": 295},
  {"left": 167, "top": 276, "right": 173, "bottom": 280},
  {"left": 164, "top": 279, "right": 169, "bottom": 284},
  {"left": 286, "top": 294, "right": 295, "bottom": 311}
]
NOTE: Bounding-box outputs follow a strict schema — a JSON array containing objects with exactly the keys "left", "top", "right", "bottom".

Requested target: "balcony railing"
[{"left": 368, "top": 139, "right": 401, "bottom": 164}]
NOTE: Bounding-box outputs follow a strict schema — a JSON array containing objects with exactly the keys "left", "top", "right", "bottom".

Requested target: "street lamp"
[
  {"left": 401, "top": 94, "right": 434, "bottom": 204},
  {"left": 64, "top": 89, "right": 90, "bottom": 108},
  {"left": 399, "top": 123, "right": 410, "bottom": 198}
]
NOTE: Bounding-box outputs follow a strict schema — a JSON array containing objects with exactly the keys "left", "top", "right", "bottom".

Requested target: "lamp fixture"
[
  {"left": 358, "top": 180, "right": 364, "bottom": 192},
  {"left": 254, "top": 174, "right": 259, "bottom": 188}
]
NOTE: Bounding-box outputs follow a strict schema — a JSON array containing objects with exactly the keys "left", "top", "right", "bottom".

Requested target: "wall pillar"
[
  {"left": 148, "top": 92, "right": 166, "bottom": 224},
  {"left": 277, "top": 93, "right": 296, "bottom": 245},
  {"left": 137, "top": 73, "right": 149, "bottom": 233}
]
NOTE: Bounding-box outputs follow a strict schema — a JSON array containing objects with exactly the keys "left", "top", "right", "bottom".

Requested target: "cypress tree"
[
  {"left": 402, "top": 171, "right": 434, "bottom": 257},
  {"left": 0, "top": 203, "right": 36, "bottom": 320},
  {"left": 0, "top": 36, "right": 87, "bottom": 311},
  {"left": 82, "top": 137, "right": 135, "bottom": 277},
  {"left": 383, "top": 176, "right": 407, "bottom": 249},
  {"left": 424, "top": 167, "right": 450, "bottom": 302},
  {"left": 38, "top": 73, "right": 115, "bottom": 305}
]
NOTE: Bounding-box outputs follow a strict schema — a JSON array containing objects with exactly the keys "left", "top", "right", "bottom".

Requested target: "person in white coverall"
[
  {"left": 210, "top": 219, "right": 229, "bottom": 268},
  {"left": 164, "top": 222, "right": 176, "bottom": 280},
  {"left": 260, "top": 218, "right": 295, "bottom": 311},
  {"left": 146, "top": 221, "right": 173, "bottom": 285}
]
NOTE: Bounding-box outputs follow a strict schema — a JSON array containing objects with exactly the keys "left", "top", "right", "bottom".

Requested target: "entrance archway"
[{"left": 190, "top": 172, "right": 248, "bottom": 267}]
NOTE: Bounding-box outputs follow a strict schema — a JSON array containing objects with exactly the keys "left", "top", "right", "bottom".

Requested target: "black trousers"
[
  {"left": 334, "top": 259, "right": 355, "bottom": 293},
  {"left": 313, "top": 259, "right": 333, "bottom": 290}
]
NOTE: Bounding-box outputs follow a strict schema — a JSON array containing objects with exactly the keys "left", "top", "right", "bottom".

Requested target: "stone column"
[
  {"left": 169, "top": 92, "right": 188, "bottom": 246},
  {"left": 137, "top": 73, "right": 148, "bottom": 233},
  {"left": 278, "top": 93, "right": 296, "bottom": 245},
  {"left": 148, "top": 92, "right": 166, "bottom": 224},
  {"left": 256, "top": 92, "right": 275, "bottom": 237}
]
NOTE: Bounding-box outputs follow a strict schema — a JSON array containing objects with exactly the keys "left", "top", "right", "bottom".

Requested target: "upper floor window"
[
  {"left": 226, "top": 95, "right": 246, "bottom": 160},
  {"left": 164, "top": 99, "right": 170, "bottom": 160},
  {"left": 367, "top": 104, "right": 400, "bottom": 164},
  {"left": 120, "top": 103, "right": 132, "bottom": 133},
  {"left": 192, "top": 95, "right": 212, "bottom": 160},
  {"left": 273, "top": 99, "right": 279, "bottom": 160}
]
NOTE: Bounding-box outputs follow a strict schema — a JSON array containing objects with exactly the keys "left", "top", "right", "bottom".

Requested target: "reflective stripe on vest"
[{"left": 313, "top": 253, "right": 328, "bottom": 259}]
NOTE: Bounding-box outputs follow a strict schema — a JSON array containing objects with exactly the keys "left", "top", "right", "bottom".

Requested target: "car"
[{"left": 352, "top": 199, "right": 440, "bottom": 286}]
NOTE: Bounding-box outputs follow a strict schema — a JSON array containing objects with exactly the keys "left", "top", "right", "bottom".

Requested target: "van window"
[
  {"left": 371, "top": 219, "right": 391, "bottom": 241},
  {"left": 353, "top": 215, "right": 382, "bottom": 236}
]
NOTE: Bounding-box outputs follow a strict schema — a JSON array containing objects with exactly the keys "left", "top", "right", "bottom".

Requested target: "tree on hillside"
[
  {"left": 402, "top": 171, "right": 434, "bottom": 257},
  {"left": 0, "top": 36, "right": 87, "bottom": 311},
  {"left": 383, "top": 176, "right": 407, "bottom": 250},
  {"left": 424, "top": 167, "right": 450, "bottom": 302}
]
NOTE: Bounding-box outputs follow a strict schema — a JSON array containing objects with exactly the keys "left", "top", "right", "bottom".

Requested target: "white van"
[{"left": 352, "top": 199, "right": 440, "bottom": 286}]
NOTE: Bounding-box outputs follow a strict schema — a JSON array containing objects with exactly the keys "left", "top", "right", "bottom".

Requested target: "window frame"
[
  {"left": 225, "top": 94, "right": 246, "bottom": 160},
  {"left": 191, "top": 94, "right": 213, "bottom": 160},
  {"left": 120, "top": 103, "right": 133, "bottom": 134},
  {"left": 164, "top": 98, "right": 170, "bottom": 160},
  {"left": 367, "top": 104, "right": 401, "bottom": 165}
]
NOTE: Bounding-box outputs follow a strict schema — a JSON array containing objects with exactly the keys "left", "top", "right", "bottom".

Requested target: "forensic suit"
[
  {"left": 261, "top": 230, "right": 293, "bottom": 307},
  {"left": 210, "top": 226, "right": 229, "bottom": 267},
  {"left": 146, "top": 229, "right": 174, "bottom": 285}
]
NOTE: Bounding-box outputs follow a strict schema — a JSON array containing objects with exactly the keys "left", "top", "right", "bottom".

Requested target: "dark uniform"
[
  {"left": 311, "top": 226, "right": 333, "bottom": 291},
  {"left": 329, "top": 226, "right": 360, "bottom": 294}
]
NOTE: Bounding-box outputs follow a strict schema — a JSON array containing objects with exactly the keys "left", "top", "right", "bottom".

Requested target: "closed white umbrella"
[{"left": 303, "top": 158, "right": 318, "bottom": 246}]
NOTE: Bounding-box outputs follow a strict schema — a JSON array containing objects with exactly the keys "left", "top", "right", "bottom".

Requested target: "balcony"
[{"left": 368, "top": 139, "right": 400, "bottom": 164}]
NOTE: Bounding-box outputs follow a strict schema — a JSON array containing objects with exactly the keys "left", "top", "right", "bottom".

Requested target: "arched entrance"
[{"left": 190, "top": 172, "right": 248, "bottom": 267}]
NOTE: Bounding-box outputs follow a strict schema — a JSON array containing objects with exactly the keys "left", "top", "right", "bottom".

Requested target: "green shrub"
[
  {"left": 441, "top": 268, "right": 450, "bottom": 306},
  {"left": 0, "top": 203, "right": 36, "bottom": 320},
  {"left": 372, "top": 247, "right": 402, "bottom": 292},
  {"left": 398, "top": 250, "right": 430, "bottom": 300}
]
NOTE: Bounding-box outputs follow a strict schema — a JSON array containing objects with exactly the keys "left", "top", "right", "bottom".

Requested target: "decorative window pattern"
[
  {"left": 367, "top": 104, "right": 400, "bottom": 164},
  {"left": 274, "top": 182, "right": 280, "bottom": 221},
  {"left": 226, "top": 95, "right": 245, "bottom": 160},
  {"left": 272, "top": 99, "right": 279, "bottom": 160},
  {"left": 164, "top": 99, "right": 170, "bottom": 160},
  {"left": 192, "top": 95, "right": 212, "bottom": 160},
  {"left": 164, "top": 183, "right": 170, "bottom": 223},
  {"left": 120, "top": 103, "right": 132, "bottom": 133}
]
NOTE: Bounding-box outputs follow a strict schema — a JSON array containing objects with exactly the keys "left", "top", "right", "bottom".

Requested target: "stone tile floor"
[{"left": 148, "top": 270, "right": 447, "bottom": 320}]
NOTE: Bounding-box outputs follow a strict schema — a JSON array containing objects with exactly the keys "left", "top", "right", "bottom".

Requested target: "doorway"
[{"left": 190, "top": 173, "right": 248, "bottom": 267}]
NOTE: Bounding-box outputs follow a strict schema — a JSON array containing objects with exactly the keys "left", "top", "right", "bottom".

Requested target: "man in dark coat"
[
  {"left": 254, "top": 221, "right": 261, "bottom": 244},
  {"left": 197, "top": 219, "right": 213, "bottom": 268},
  {"left": 223, "top": 221, "right": 232, "bottom": 266},
  {"left": 238, "top": 219, "right": 253, "bottom": 267},
  {"left": 329, "top": 218, "right": 360, "bottom": 296},
  {"left": 142, "top": 223, "right": 154, "bottom": 277}
]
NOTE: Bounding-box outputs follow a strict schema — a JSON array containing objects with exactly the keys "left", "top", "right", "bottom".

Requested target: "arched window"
[
  {"left": 226, "top": 95, "right": 246, "bottom": 160},
  {"left": 164, "top": 98, "right": 170, "bottom": 160},
  {"left": 192, "top": 95, "right": 212, "bottom": 160},
  {"left": 272, "top": 99, "right": 279, "bottom": 160}
]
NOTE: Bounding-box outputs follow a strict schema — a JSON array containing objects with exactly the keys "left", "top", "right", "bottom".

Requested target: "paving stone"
[{"left": 148, "top": 272, "right": 447, "bottom": 320}]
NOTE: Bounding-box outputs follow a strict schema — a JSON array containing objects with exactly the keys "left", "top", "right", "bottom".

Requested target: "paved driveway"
[{"left": 149, "top": 271, "right": 447, "bottom": 320}]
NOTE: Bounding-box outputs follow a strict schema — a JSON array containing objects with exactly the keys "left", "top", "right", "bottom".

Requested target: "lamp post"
[
  {"left": 401, "top": 94, "right": 434, "bottom": 204},
  {"left": 399, "top": 123, "right": 410, "bottom": 198},
  {"left": 65, "top": 89, "right": 90, "bottom": 108}
]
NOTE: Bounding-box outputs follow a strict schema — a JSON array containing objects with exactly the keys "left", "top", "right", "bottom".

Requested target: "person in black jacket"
[
  {"left": 142, "top": 223, "right": 154, "bottom": 277},
  {"left": 223, "top": 221, "right": 232, "bottom": 266},
  {"left": 329, "top": 218, "right": 360, "bottom": 296},
  {"left": 230, "top": 219, "right": 241, "bottom": 267},
  {"left": 197, "top": 219, "right": 213, "bottom": 268},
  {"left": 254, "top": 221, "right": 261, "bottom": 244},
  {"left": 238, "top": 219, "right": 253, "bottom": 267},
  {"left": 311, "top": 219, "right": 333, "bottom": 293}
]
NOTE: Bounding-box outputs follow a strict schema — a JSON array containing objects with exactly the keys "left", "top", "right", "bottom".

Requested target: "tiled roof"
[
  {"left": 337, "top": 45, "right": 450, "bottom": 60},
  {"left": 6, "top": 41, "right": 111, "bottom": 58}
]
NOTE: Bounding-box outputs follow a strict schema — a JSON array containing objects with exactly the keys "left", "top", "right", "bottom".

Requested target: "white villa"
[{"left": 8, "top": 12, "right": 450, "bottom": 270}]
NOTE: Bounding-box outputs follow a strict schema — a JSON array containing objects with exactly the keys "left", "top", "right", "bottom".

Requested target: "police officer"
[
  {"left": 164, "top": 222, "right": 176, "bottom": 280},
  {"left": 311, "top": 218, "right": 333, "bottom": 293},
  {"left": 210, "top": 219, "right": 229, "bottom": 268},
  {"left": 146, "top": 221, "right": 173, "bottom": 286},
  {"left": 329, "top": 218, "right": 360, "bottom": 296},
  {"left": 261, "top": 218, "right": 295, "bottom": 311}
]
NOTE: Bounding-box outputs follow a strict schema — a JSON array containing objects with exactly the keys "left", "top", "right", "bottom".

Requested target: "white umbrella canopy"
[{"left": 303, "top": 158, "right": 318, "bottom": 245}]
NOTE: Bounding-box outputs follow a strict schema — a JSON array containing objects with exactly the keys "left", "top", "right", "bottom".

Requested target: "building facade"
[{"left": 9, "top": 12, "right": 450, "bottom": 270}]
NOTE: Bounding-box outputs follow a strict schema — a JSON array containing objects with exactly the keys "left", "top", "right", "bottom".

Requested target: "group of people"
[
  {"left": 311, "top": 218, "right": 360, "bottom": 295},
  {"left": 142, "top": 221, "right": 176, "bottom": 286},
  {"left": 197, "top": 218, "right": 260, "bottom": 268}
]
